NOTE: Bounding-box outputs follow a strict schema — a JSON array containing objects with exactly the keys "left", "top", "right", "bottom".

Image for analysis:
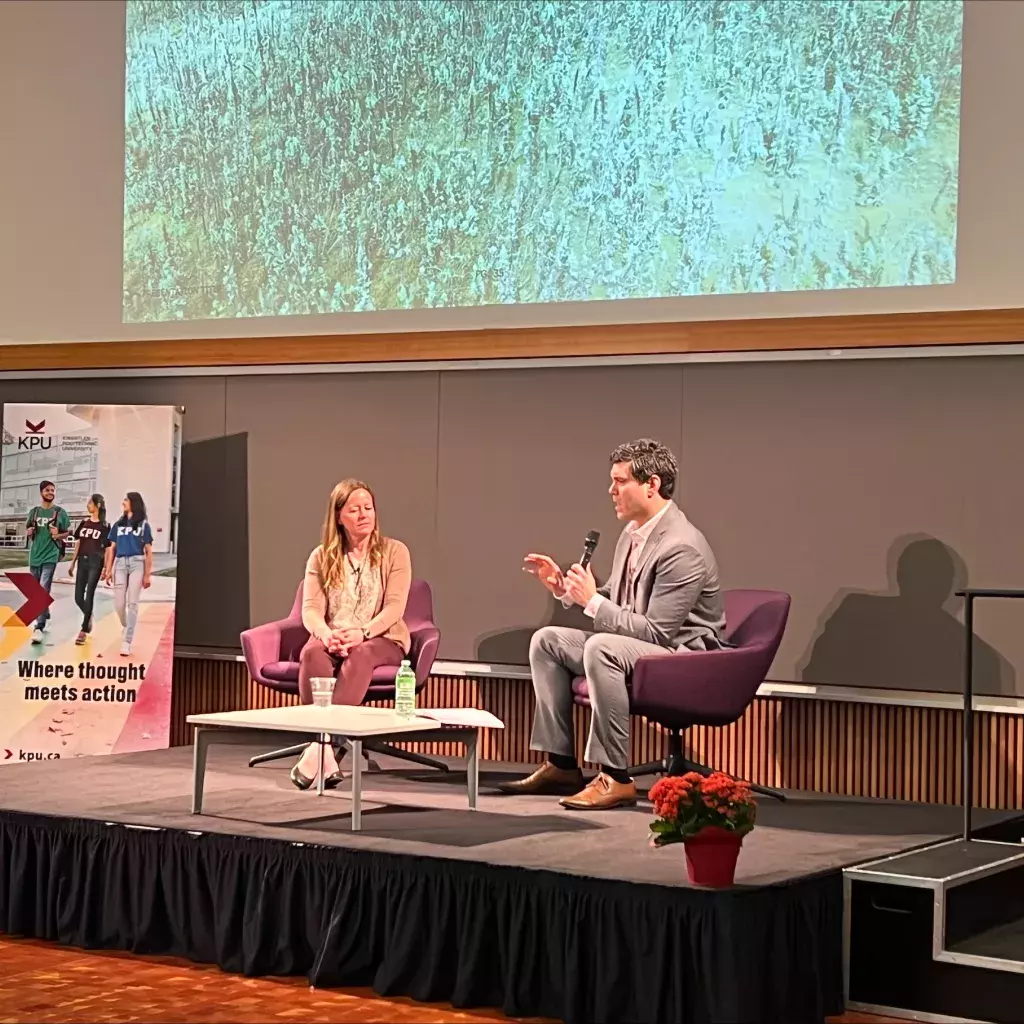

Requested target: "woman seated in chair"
[{"left": 291, "top": 478, "right": 412, "bottom": 789}]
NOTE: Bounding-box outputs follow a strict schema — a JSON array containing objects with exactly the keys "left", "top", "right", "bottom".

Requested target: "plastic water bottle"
[{"left": 395, "top": 660, "right": 416, "bottom": 717}]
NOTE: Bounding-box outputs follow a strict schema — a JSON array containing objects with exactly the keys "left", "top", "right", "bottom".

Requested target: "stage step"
[
  {"left": 948, "top": 916, "right": 1024, "bottom": 963},
  {"left": 941, "top": 858, "right": 1024, "bottom": 978},
  {"left": 844, "top": 830, "right": 1024, "bottom": 1023}
]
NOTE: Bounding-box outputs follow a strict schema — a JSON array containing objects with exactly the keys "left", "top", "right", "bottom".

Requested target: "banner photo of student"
[{"left": 0, "top": 404, "right": 182, "bottom": 765}]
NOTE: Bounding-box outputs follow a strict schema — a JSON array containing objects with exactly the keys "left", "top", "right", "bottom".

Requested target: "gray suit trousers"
[{"left": 528, "top": 625, "right": 670, "bottom": 769}]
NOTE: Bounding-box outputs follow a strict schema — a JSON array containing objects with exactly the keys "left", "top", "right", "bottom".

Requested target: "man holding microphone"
[{"left": 500, "top": 439, "right": 726, "bottom": 810}]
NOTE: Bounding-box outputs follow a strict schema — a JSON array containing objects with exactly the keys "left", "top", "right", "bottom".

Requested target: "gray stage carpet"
[{"left": 0, "top": 745, "right": 1012, "bottom": 888}]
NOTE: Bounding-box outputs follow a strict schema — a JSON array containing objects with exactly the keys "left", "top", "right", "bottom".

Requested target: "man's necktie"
[{"left": 624, "top": 534, "right": 641, "bottom": 607}]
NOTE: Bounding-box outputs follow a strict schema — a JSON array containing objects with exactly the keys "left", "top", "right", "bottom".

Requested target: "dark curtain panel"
[{"left": 0, "top": 811, "right": 843, "bottom": 1024}]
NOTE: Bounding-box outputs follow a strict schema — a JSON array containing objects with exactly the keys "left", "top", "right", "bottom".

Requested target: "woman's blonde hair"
[{"left": 319, "top": 478, "right": 386, "bottom": 592}]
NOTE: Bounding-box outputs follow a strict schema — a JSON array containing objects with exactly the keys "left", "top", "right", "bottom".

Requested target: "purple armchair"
[
  {"left": 572, "top": 589, "right": 791, "bottom": 800},
  {"left": 240, "top": 578, "right": 444, "bottom": 772}
]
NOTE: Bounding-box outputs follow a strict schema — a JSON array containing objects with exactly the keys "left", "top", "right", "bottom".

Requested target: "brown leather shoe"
[
  {"left": 497, "top": 761, "right": 585, "bottom": 795},
  {"left": 559, "top": 772, "right": 638, "bottom": 810}
]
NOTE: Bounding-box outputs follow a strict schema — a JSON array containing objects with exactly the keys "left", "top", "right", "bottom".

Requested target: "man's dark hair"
[
  {"left": 609, "top": 438, "right": 677, "bottom": 499},
  {"left": 39, "top": 480, "right": 54, "bottom": 493}
]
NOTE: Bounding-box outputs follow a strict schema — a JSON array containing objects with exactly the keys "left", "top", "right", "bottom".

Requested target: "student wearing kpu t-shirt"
[
  {"left": 67, "top": 493, "right": 109, "bottom": 645},
  {"left": 103, "top": 491, "right": 153, "bottom": 657},
  {"left": 25, "top": 479, "right": 71, "bottom": 644}
]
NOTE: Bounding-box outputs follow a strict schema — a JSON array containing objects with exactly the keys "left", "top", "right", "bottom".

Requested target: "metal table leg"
[
  {"left": 350, "top": 738, "right": 362, "bottom": 831},
  {"left": 467, "top": 731, "right": 478, "bottom": 811},
  {"left": 316, "top": 732, "right": 326, "bottom": 796},
  {"left": 192, "top": 727, "right": 209, "bottom": 814},
  {"left": 188, "top": 727, "right": 325, "bottom": 816}
]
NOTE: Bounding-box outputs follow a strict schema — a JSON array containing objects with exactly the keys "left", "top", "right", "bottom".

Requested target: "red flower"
[{"left": 649, "top": 770, "right": 757, "bottom": 840}]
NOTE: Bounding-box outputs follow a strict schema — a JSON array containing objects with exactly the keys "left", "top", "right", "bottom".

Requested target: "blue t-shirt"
[{"left": 109, "top": 518, "right": 153, "bottom": 558}]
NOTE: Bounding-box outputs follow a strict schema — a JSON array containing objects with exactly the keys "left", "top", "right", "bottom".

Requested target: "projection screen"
[{"left": 122, "top": 0, "right": 964, "bottom": 324}]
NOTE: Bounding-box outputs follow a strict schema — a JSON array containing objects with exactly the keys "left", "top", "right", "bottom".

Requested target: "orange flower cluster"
[
  {"left": 649, "top": 771, "right": 756, "bottom": 834},
  {"left": 697, "top": 771, "right": 753, "bottom": 808}
]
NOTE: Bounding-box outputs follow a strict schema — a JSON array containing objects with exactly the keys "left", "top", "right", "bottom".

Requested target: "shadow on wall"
[
  {"left": 476, "top": 598, "right": 592, "bottom": 666},
  {"left": 799, "top": 535, "right": 1016, "bottom": 697}
]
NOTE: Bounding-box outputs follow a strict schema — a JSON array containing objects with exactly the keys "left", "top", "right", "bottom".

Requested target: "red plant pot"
[{"left": 682, "top": 826, "right": 745, "bottom": 887}]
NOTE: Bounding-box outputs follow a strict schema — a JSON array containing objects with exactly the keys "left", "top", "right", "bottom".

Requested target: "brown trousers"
[{"left": 298, "top": 636, "right": 405, "bottom": 706}]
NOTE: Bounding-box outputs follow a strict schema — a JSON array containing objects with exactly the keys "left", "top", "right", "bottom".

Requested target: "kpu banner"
[{"left": 0, "top": 404, "right": 182, "bottom": 763}]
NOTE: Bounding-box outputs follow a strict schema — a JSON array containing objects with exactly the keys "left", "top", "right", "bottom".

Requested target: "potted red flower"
[{"left": 648, "top": 771, "right": 757, "bottom": 887}]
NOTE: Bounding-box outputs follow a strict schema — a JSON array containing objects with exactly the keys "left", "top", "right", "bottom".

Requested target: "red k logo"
[
  {"left": 4, "top": 573, "right": 53, "bottom": 626},
  {"left": 25, "top": 420, "right": 45, "bottom": 434},
  {"left": 0, "top": 574, "right": 51, "bottom": 658}
]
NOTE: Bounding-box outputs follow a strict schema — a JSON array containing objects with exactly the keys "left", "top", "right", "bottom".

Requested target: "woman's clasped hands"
[{"left": 327, "top": 627, "right": 364, "bottom": 657}]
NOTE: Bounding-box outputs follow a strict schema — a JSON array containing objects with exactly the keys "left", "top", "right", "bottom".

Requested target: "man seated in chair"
[{"left": 500, "top": 438, "right": 726, "bottom": 810}]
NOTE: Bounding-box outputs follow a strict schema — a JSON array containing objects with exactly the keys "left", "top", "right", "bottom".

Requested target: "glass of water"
[{"left": 310, "top": 676, "right": 334, "bottom": 708}]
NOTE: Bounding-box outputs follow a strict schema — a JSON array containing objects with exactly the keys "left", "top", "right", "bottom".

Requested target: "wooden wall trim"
[
  {"left": 5, "top": 307, "right": 1024, "bottom": 372},
  {"left": 170, "top": 661, "right": 1024, "bottom": 811}
]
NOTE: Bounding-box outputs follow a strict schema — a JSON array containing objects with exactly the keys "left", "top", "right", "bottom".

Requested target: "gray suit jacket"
[{"left": 591, "top": 503, "right": 726, "bottom": 651}]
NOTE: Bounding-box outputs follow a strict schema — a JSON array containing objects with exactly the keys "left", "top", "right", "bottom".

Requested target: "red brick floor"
[{"left": 0, "top": 936, "right": 900, "bottom": 1023}]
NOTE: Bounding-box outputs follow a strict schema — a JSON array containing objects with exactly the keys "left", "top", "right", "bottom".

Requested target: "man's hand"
[
  {"left": 67, "top": 563, "right": 76, "bottom": 579},
  {"left": 49, "top": 524, "right": 59, "bottom": 539},
  {"left": 142, "top": 574, "right": 152, "bottom": 590},
  {"left": 26, "top": 526, "right": 35, "bottom": 539},
  {"left": 523, "top": 553, "right": 565, "bottom": 597},
  {"left": 563, "top": 562, "right": 598, "bottom": 608}
]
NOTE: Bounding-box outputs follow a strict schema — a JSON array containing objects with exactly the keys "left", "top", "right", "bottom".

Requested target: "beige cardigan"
[{"left": 301, "top": 537, "right": 412, "bottom": 653}]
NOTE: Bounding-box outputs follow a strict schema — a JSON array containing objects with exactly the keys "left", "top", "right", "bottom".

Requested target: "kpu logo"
[
  {"left": 0, "top": 573, "right": 53, "bottom": 661},
  {"left": 17, "top": 419, "right": 51, "bottom": 451}
]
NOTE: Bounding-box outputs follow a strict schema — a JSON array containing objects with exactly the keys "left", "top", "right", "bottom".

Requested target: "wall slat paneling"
[
  {"left": 5, "top": 308, "right": 1024, "bottom": 372},
  {"left": 170, "top": 659, "right": 1024, "bottom": 810}
]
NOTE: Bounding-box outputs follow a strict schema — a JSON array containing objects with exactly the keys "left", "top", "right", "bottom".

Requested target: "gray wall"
[
  {"left": 680, "top": 358, "right": 1023, "bottom": 697},
  {"left": 3, "top": 353, "right": 1022, "bottom": 695}
]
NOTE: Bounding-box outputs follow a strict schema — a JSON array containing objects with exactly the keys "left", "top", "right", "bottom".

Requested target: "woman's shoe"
[
  {"left": 290, "top": 765, "right": 314, "bottom": 790},
  {"left": 323, "top": 770, "right": 345, "bottom": 790},
  {"left": 75, "top": 631, "right": 87, "bottom": 646}
]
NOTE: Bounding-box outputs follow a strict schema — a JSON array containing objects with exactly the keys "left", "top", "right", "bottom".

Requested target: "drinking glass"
[{"left": 310, "top": 676, "right": 334, "bottom": 708}]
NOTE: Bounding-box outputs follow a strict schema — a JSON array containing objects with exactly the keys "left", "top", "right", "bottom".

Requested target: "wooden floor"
[{"left": 0, "top": 937, "right": 899, "bottom": 1023}]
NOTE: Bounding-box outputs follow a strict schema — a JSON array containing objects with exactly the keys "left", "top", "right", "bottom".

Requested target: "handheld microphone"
[{"left": 579, "top": 530, "right": 600, "bottom": 570}]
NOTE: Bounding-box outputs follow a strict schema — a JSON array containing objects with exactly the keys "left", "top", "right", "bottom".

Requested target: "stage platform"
[{"left": 1, "top": 746, "right": 1021, "bottom": 1024}]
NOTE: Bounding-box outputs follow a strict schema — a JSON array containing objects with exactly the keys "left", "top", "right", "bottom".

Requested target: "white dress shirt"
[{"left": 580, "top": 501, "right": 674, "bottom": 618}]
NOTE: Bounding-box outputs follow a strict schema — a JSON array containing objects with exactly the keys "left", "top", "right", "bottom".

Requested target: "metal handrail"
[{"left": 955, "top": 588, "right": 1024, "bottom": 840}]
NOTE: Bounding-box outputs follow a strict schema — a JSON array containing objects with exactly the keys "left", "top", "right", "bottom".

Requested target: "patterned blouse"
[{"left": 324, "top": 554, "right": 383, "bottom": 630}]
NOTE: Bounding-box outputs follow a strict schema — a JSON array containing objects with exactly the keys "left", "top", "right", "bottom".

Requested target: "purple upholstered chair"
[
  {"left": 240, "top": 578, "right": 444, "bottom": 772},
  {"left": 572, "top": 589, "right": 791, "bottom": 800}
]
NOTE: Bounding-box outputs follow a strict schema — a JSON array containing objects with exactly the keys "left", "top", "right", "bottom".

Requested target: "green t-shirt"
[{"left": 26, "top": 505, "right": 71, "bottom": 567}]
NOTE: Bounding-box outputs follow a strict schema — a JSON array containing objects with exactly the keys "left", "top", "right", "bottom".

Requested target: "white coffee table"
[{"left": 186, "top": 704, "right": 482, "bottom": 831}]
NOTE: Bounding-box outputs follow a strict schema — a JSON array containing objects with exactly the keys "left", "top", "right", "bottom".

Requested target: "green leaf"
[
  {"left": 652, "top": 833, "right": 686, "bottom": 847},
  {"left": 649, "top": 820, "right": 678, "bottom": 834}
]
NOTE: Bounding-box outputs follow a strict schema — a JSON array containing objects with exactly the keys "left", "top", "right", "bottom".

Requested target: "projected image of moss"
[{"left": 123, "top": 0, "right": 963, "bottom": 322}]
